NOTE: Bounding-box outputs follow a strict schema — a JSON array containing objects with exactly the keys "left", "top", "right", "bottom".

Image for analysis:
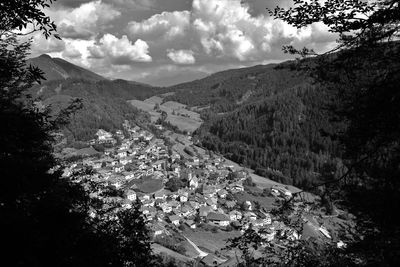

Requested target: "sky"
[{"left": 29, "top": 0, "right": 337, "bottom": 86}]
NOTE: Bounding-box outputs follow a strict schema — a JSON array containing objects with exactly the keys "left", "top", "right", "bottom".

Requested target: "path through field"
[{"left": 183, "top": 235, "right": 208, "bottom": 258}]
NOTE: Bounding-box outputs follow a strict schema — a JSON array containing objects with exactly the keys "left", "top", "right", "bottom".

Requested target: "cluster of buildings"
[{"left": 62, "top": 120, "right": 306, "bottom": 261}]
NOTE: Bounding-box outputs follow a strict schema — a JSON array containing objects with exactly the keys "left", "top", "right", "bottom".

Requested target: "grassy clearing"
[
  {"left": 234, "top": 191, "right": 276, "bottom": 211},
  {"left": 183, "top": 228, "right": 241, "bottom": 254},
  {"left": 129, "top": 98, "right": 203, "bottom": 133},
  {"left": 137, "top": 178, "right": 164, "bottom": 193},
  {"left": 151, "top": 243, "right": 194, "bottom": 264}
]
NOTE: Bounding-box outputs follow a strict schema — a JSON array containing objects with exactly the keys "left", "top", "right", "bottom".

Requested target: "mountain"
[
  {"left": 28, "top": 56, "right": 163, "bottom": 145},
  {"left": 28, "top": 54, "right": 106, "bottom": 82},
  {"left": 28, "top": 54, "right": 344, "bottom": 186},
  {"left": 144, "top": 69, "right": 209, "bottom": 87},
  {"left": 163, "top": 62, "right": 344, "bottom": 187}
]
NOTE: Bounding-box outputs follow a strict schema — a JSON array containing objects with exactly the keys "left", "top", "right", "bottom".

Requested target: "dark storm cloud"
[
  {"left": 58, "top": 23, "right": 94, "bottom": 40},
  {"left": 55, "top": 0, "right": 93, "bottom": 8}
]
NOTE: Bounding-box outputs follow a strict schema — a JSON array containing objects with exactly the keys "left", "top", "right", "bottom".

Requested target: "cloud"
[
  {"left": 89, "top": 34, "right": 152, "bottom": 64},
  {"left": 62, "top": 45, "right": 82, "bottom": 59},
  {"left": 55, "top": 0, "right": 94, "bottom": 8},
  {"left": 53, "top": 0, "right": 121, "bottom": 40},
  {"left": 125, "top": 0, "right": 336, "bottom": 65},
  {"left": 32, "top": 0, "right": 338, "bottom": 86},
  {"left": 127, "top": 10, "right": 190, "bottom": 41},
  {"left": 167, "top": 49, "right": 195, "bottom": 64},
  {"left": 30, "top": 35, "right": 66, "bottom": 55}
]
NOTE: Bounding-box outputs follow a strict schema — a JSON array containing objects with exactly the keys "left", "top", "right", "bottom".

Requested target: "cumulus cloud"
[
  {"left": 30, "top": 34, "right": 66, "bottom": 55},
  {"left": 167, "top": 49, "right": 195, "bottom": 64},
  {"left": 127, "top": 10, "right": 190, "bottom": 41},
  {"left": 126, "top": 0, "right": 336, "bottom": 64},
  {"left": 89, "top": 34, "right": 152, "bottom": 64},
  {"left": 62, "top": 45, "right": 82, "bottom": 59},
  {"left": 32, "top": 0, "right": 338, "bottom": 85},
  {"left": 53, "top": 0, "right": 121, "bottom": 40}
]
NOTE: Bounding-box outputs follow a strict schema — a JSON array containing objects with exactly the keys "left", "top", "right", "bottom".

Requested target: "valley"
[{"left": 28, "top": 54, "right": 354, "bottom": 266}]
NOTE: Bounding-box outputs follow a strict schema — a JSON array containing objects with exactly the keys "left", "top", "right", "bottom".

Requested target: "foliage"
[
  {"left": 165, "top": 177, "right": 187, "bottom": 192},
  {"left": 0, "top": 1, "right": 158, "bottom": 266},
  {"left": 267, "top": 0, "right": 400, "bottom": 265}
]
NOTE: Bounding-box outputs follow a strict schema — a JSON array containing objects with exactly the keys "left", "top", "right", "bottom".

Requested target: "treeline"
[{"left": 165, "top": 63, "right": 305, "bottom": 113}]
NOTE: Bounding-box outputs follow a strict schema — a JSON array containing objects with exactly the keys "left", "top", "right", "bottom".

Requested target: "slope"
[
  {"left": 28, "top": 54, "right": 105, "bottom": 82},
  {"left": 163, "top": 62, "right": 345, "bottom": 187},
  {"left": 28, "top": 56, "right": 163, "bottom": 144}
]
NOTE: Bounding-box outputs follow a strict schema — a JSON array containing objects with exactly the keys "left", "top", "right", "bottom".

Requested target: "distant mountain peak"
[
  {"left": 28, "top": 55, "right": 106, "bottom": 82},
  {"left": 38, "top": 54, "right": 51, "bottom": 59}
]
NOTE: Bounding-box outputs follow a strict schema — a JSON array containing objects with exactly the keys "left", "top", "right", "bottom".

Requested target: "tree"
[
  {"left": 269, "top": 0, "right": 400, "bottom": 264},
  {"left": 0, "top": 1, "right": 158, "bottom": 266}
]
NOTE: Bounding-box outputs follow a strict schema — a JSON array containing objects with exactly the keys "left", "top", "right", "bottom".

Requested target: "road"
[{"left": 183, "top": 235, "right": 208, "bottom": 258}]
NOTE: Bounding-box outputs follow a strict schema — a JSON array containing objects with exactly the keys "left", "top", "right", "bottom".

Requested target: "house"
[
  {"left": 263, "top": 213, "right": 272, "bottom": 225},
  {"left": 189, "top": 201, "right": 200, "bottom": 210},
  {"left": 120, "top": 157, "right": 131, "bottom": 165},
  {"left": 153, "top": 160, "right": 165, "bottom": 171},
  {"left": 169, "top": 215, "right": 181, "bottom": 226},
  {"left": 168, "top": 200, "right": 181, "bottom": 209},
  {"left": 319, "top": 226, "right": 332, "bottom": 239},
  {"left": 259, "top": 229, "right": 275, "bottom": 242},
  {"left": 188, "top": 173, "right": 199, "bottom": 189},
  {"left": 253, "top": 219, "right": 264, "bottom": 228},
  {"left": 245, "top": 201, "right": 253, "bottom": 211},
  {"left": 244, "top": 211, "right": 257, "bottom": 221},
  {"left": 114, "top": 164, "right": 124, "bottom": 173},
  {"left": 185, "top": 220, "right": 196, "bottom": 229},
  {"left": 229, "top": 183, "right": 244, "bottom": 193},
  {"left": 217, "top": 189, "right": 228, "bottom": 198},
  {"left": 206, "top": 197, "right": 218, "bottom": 210},
  {"left": 225, "top": 200, "right": 236, "bottom": 209},
  {"left": 125, "top": 190, "right": 137, "bottom": 201},
  {"left": 142, "top": 199, "right": 155, "bottom": 207},
  {"left": 207, "top": 212, "right": 230, "bottom": 227},
  {"left": 108, "top": 175, "right": 124, "bottom": 189},
  {"left": 202, "top": 185, "right": 217, "bottom": 197},
  {"left": 201, "top": 254, "right": 219, "bottom": 267},
  {"left": 154, "top": 189, "right": 168, "bottom": 200},
  {"left": 178, "top": 189, "right": 189, "bottom": 202},
  {"left": 181, "top": 203, "right": 195, "bottom": 217},
  {"left": 121, "top": 199, "right": 132, "bottom": 210},
  {"left": 159, "top": 203, "right": 172, "bottom": 213},
  {"left": 96, "top": 129, "right": 112, "bottom": 141},
  {"left": 229, "top": 210, "right": 242, "bottom": 221},
  {"left": 124, "top": 173, "right": 135, "bottom": 180},
  {"left": 271, "top": 185, "right": 292, "bottom": 198},
  {"left": 117, "top": 149, "right": 128, "bottom": 158},
  {"left": 138, "top": 193, "right": 150, "bottom": 202},
  {"left": 199, "top": 206, "right": 213, "bottom": 217}
]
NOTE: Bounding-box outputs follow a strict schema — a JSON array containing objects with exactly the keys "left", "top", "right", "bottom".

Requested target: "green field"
[
  {"left": 183, "top": 228, "right": 241, "bottom": 256},
  {"left": 128, "top": 98, "right": 203, "bottom": 133}
]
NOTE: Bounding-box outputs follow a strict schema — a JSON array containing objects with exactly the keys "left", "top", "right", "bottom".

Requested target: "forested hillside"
[
  {"left": 165, "top": 63, "right": 346, "bottom": 187},
  {"left": 31, "top": 78, "right": 161, "bottom": 143}
]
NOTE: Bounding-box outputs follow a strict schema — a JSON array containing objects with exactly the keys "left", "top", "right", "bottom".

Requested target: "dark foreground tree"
[
  {"left": 228, "top": 1, "right": 400, "bottom": 266},
  {"left": 0, "top": 1, "right": 159, "bottom": 266},
  {"left": 271, "top": 0, "right": 400, "bottom": 265}
]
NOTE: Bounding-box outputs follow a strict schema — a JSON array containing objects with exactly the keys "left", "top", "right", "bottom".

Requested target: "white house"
[
  {"left": 189, "top": 174, "right": 199, "bottom": 189},
  {"left": 169, "top": 215, "right": 180, "bottom": 226},
  {"left": 207, "top": 212, "right": 230, "bottom": 227},
  {"left": 125, "top": 190, "right": 137, "bottom": 201},
  {"left": 96, "top": 129, "right": 112, "bottom": 141},
  {"left": 229, "top": 210, "right": 242, "bottom": 221}
]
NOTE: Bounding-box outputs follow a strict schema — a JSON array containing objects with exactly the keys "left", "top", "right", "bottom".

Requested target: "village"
[{"left": 60, "top": 120, "right": 335, "bottom": 266}]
